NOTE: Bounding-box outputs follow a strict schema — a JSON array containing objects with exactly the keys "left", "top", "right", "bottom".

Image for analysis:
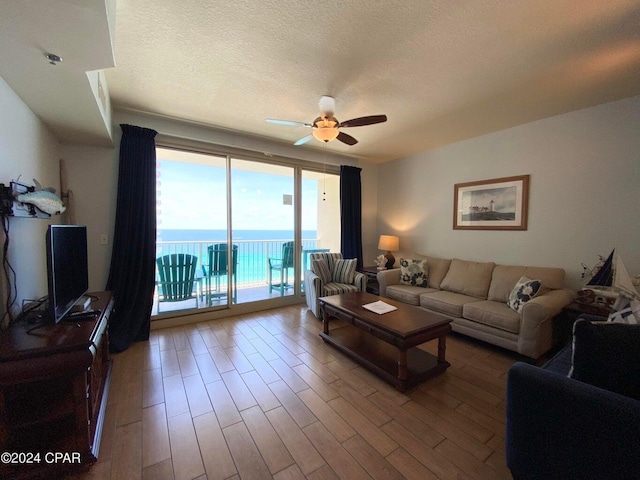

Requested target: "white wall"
[
  {"left": 60, "top": 142, "right": 119, "bottom": 290},
  {"left": 361, "top": 162, "right": 379, "bottom": 266},
  {"left": 0, "top": 78, "right": 61, "bottom": 323},
  {"left": 377, "top": 95, "right": 640, "bottom": 290}
]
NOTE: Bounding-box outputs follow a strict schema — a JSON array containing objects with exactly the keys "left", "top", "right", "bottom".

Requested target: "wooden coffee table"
[{"left": 319, "top": 292, "right": 452, "bottom": 391}]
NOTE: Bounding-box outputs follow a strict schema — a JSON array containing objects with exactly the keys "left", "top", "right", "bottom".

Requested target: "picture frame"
[{"left": 453, "top": 175, "right": 529, "bottom": 230}]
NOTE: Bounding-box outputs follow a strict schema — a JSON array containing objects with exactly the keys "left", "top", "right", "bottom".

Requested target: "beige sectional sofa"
[{"left": 377, "top": 256, "right": 575, "bottom": 359}]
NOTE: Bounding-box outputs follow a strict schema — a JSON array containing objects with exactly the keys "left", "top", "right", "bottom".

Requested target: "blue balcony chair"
[
  {"left": 156, "top": 254, "right": 199, "bottom": 313},
  {"left": 268, "top": 241, "right": 295, "bottom": 295},
  {"left": 203, "top": 244, "right": 238, "bottom": 304}
]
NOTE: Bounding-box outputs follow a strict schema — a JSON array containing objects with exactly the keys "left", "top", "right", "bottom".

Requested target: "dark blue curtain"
[
  {"left": 106, "top": 124, "right": 157, "bottom": 352},
  {"left": 340, "top": 165, "right": 363, "bottom": 269}
]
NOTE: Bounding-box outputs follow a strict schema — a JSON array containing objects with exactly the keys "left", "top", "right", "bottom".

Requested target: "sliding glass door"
[
  {"left": 230, "top": 159, "right": 296, "bottom": 299},
  {"left": 154, "top": 148, "right": 231, "bottom": 314},
  {"left": 153, "top": 146, "right": 340, "bottom": 317}
]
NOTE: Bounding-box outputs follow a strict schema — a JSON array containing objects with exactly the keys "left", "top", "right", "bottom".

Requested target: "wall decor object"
[{"left": 453, "top": 175, "right": 529, "bottom": 230}]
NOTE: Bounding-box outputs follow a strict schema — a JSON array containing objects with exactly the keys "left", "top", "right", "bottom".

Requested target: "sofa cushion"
[
  {"left": 332, "top": 258, "right": 356, "bottom": 284},
  {"left": 569, "top": 319, "right": 640, "bottom": 400},
  {"left": 420, "top": 290, "right": 482, "bottom": 317},
  {"left": 323, "top": 282, "right": 360, "bottom": 295},
  {"left": 488, "top": 265, "right": 565, "bottom": 302},
  {"left": 386, "top": 285, "right": 437, "bottom": 305},
  {"left": 463, "top": 300, "right": 521, "bottom": 334},
  {"left": 440, "top": 259, "right": 495, "bottom": 299},
  {"left": 424, "top": 256, "right": 452, "bottom": 289},
  {"left": 507, "top": 276, "right": 542, "bottom": 313},
  {"left": 399, "top": 258, "right": 428, "bottom": 287}
]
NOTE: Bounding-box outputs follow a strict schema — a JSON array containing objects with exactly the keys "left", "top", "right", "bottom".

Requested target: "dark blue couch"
[{"left": 505, "top": 318, "right": 640, "bottom": 480}]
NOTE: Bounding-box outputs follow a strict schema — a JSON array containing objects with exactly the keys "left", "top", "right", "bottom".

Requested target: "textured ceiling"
[
  {"left": 104, "top": 0, "right": 640, "bottom": 162},
  {"left": 0, "top": 1, "right": 116, "bottom": 145},
  {"left": 5, "top": 1, "right": 640, "bottom": 163}
]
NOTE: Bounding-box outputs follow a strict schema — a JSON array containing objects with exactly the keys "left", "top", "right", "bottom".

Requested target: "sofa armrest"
[
  {"left": 506, "top": 362, "right": 640, "bottom": 480},
  {"left": 526, "top": 288, "right": 575, "bottom": 316},
  {"left": 376, "top": 268, "right": 401, "bottom": 296},
  {"left": 353, "top": 271, "right": 367, "bottom": 291},
  {"left": 518, "top": 289, "right": 575, "bottom": 358},
  {"left": 304, "top": 269, "right": 322, "bottom": 318}
]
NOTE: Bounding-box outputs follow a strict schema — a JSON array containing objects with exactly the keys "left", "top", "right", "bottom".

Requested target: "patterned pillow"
[
  {"left": 332, "top": 258, "right": 357, "bottom": 284},
  {"left": 607, "top": 295, "right": 640, "bottom": 324},
  {"left": 312, "top": 259, "right": 331, "bottom": 284},
  {"left": 399, "top": 258, "right": 428, "bottom": 287},
  {"left": 507, "top": 276, "right": 542, "bottom": 313}
]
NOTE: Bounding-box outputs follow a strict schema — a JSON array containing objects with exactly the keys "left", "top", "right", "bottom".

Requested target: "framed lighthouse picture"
[{"left": 453, "top": 175, "right": 529, "bottom": 230}]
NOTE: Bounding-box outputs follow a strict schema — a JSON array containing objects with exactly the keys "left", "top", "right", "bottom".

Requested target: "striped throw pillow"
[
  {"left": 312, "top": 259, "right": 331, "bottom": 284},
  {"left": 332, "top": 258, "right": 357, "bottom": 284}
]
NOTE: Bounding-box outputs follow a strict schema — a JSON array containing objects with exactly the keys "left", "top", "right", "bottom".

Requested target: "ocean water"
[
  {"left": 158, "top": 229, "right": 317, "bottom": 242},
  {"left": 156, "top": 229, "right": 319, "bottom": 285}
]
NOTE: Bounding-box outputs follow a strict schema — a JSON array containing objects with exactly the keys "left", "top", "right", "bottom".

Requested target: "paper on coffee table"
[{"left": 362, "top": 300, "right": 397, "bottom": 314}]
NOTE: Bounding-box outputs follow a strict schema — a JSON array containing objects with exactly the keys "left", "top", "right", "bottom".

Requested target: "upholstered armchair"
[
  {"left": 506, "top": 317, "right": 640, "bottom": 479},
  {"left": 304, "top": 252, "right": 367, "bottom": 318}
]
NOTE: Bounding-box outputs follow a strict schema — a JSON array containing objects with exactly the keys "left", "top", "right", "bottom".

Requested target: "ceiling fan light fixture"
[
  {"left": 312, "top": 115, "right": 339, "bottom": 142},
  {"left": 267, "top": 96, "right": 386, "bottom": 146},
  {"left": 312, "top": 127, "right": 339, "bottom": 142}
]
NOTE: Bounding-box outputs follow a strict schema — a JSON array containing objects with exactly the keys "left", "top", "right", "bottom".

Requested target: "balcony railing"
[{"left": 155, "top": 238, "right": 323, "bottom": 289}]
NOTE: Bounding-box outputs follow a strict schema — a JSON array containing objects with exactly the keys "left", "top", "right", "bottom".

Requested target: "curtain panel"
[
  {"left": 339, "top": 165, "right": 363, "bottom": 270},
  {"left": 106, "top": 124, "right": 157, "bottom": 352}
]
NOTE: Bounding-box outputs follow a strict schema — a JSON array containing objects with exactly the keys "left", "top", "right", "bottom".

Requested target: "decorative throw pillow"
[
  {"left": 312, "top": 259, "right": 331, "bottom": 284},
  {"left": 399, "top": 258, "right": 428, "bottom": 287},
  {"left": 332, "top": 258, "right": 357, "bottom": 284},
  {"left": 607, "top": 295, "right": 640, "bottom": 324},
  {"left": 507, "top": 276, "right": 542, "bottom": 313},
  {"left": 569, "top": 319, "right": 640, "bottom": 400}
]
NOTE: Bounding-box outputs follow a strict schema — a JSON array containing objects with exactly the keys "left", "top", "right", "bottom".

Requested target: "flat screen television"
[{"left": 46, "top": 225, "right": 89, "bottom": 324}]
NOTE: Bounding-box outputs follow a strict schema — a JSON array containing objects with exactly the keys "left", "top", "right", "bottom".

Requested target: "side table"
[
  {"left": 358, "top": 266, "right": 382, "bottom": 295},
  {"left": 553, "top": 301, "right": 610, "bottom": 347}
]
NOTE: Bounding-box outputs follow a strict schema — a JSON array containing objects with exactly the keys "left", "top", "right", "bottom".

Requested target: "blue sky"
[{"left": 157, "top": 158, "right": 318, "bottom": 230}]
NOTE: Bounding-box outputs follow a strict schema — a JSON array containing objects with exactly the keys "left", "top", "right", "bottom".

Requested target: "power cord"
[
  {"left": 20, "top": 296, "right": 48, "bottom": 319},
  {"left": 1, "top": 215, "right": 17, "bottom": 325}
]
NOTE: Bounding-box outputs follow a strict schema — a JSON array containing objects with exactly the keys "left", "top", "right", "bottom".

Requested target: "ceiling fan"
[{"left": 266, "top": 96, "right": 387, "bottom": 146}]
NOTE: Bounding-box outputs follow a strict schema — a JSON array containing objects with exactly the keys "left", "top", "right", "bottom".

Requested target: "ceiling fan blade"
[
  {"left": 294, "top": 134, "right": 314, "bottom": 146},
  {"left": 337, "top": 132, "right": 358, "bottom": 145},
  {"left": 267, "top": 118, "right": 313, "bottom": 128},
  {"left": 339, "top": 114, "right": 387, "bottom": 128}
]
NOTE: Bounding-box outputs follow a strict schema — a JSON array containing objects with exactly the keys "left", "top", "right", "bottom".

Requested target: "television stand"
[{"left": 0, "top": 291, "right": 113, "bottom": 480}]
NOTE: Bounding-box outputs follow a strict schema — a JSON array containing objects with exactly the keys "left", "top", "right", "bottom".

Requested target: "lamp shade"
[{"left": 378, "top": 235, "right": 399, "bottom": 251}]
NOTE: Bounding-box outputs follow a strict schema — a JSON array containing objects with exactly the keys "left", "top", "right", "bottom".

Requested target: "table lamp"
[{"left": 378, "top": 235, "right": 399, "bottom": 269}]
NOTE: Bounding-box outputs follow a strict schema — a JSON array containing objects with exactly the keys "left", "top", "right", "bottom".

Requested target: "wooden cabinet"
[{"left": 0, "top": 292, "right": 113, "bottom": 479}]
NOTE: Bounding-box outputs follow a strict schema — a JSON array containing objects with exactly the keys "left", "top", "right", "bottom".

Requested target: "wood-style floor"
[{"left": 71, "top": 304, "right": 521, "bottom": 480}]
